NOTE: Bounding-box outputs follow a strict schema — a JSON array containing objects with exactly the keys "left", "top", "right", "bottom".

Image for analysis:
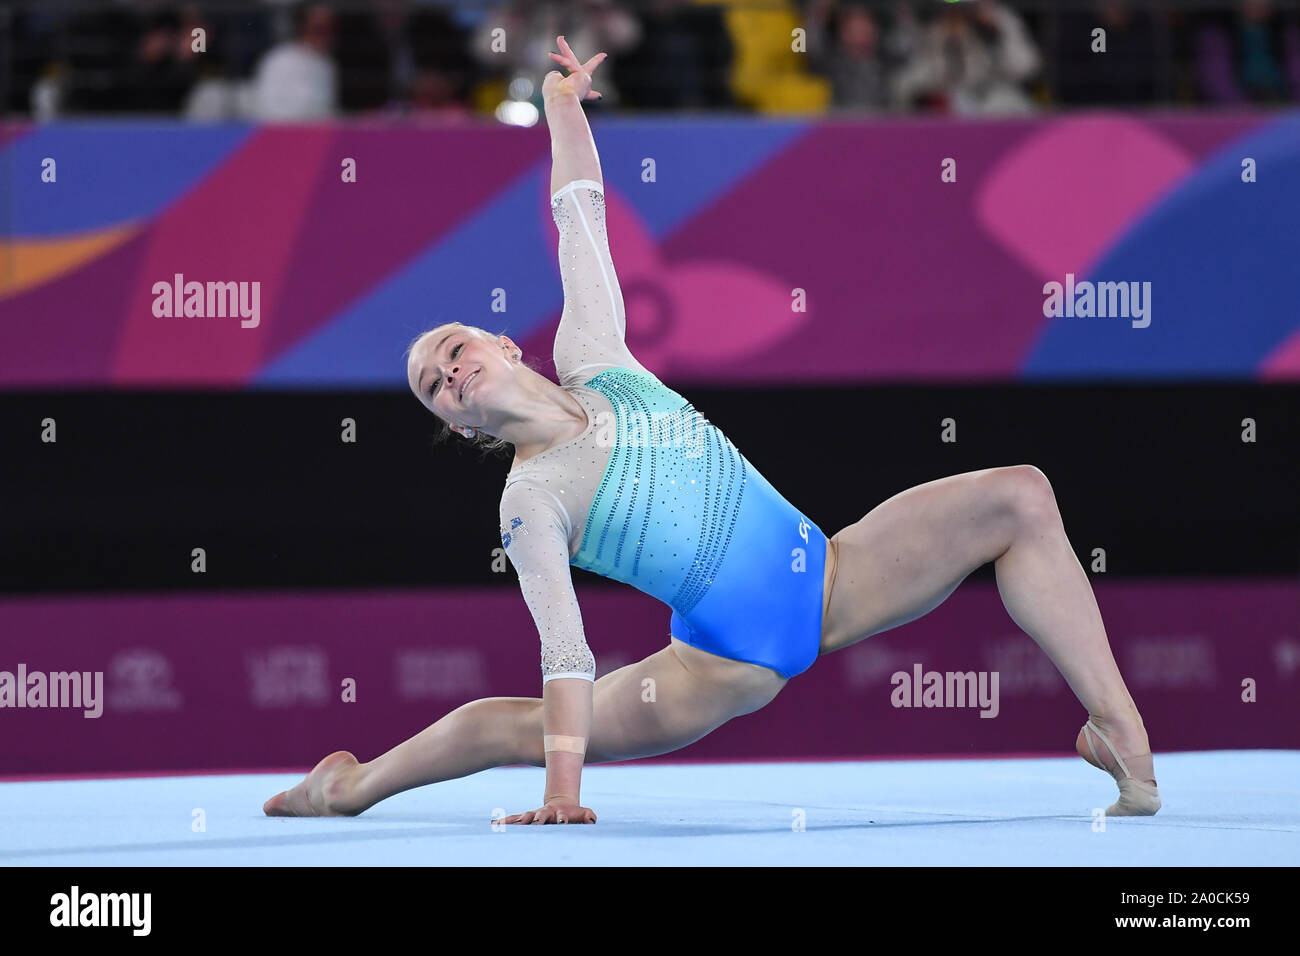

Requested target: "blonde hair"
[{"left": 405, "top": 321, "right": 533, "bottom": 460}]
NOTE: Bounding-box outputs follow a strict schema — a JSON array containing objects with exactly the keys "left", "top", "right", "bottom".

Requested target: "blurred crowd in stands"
[{"left": 4, "top": 0, "right": 1299, "bottom": 120}]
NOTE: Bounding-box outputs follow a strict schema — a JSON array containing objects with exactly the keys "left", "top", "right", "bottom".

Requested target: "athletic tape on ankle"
[{"left": 544, "top": 735, "right": 587, "bottom": 755}]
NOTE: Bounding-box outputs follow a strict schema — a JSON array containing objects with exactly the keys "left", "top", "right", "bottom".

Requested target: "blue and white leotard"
[{"left": 500, "top": 180, "right": 828, "bottom": 685}]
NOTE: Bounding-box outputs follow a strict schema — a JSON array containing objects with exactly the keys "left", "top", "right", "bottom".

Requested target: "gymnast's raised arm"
[
  {"left": 543, "top": 36, "right": 606, "bottom": 195},
  {"left": 544, "top": 38, "right": 649, "bottom": 387}
]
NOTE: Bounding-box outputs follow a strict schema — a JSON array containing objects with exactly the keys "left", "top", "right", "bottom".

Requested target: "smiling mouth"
[{"left": 459, "top": 369, "right": 480, "bottom": 402}]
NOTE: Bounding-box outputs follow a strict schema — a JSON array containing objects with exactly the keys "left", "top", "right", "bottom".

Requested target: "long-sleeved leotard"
[{"left": 500, "top": 179, "right": 828, "bottom": 686}]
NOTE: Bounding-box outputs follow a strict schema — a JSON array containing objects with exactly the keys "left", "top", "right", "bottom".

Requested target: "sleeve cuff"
[
  {"left": 542, "top": 671, "right": 596, "bottom": 683},
  {"left": 550, "top": 179, "right": 604, "bottom": 204}
]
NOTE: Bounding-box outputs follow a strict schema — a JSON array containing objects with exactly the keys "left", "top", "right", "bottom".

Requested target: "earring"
[
  {"left": 514, "top": 352, "right": 522, "bottom": 360},
  {"left": 464, "top": 427, "right": 475, "bottom": 438}
]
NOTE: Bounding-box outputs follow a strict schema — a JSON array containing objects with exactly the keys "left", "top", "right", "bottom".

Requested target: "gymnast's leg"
[
  {"left": 263, "top": 641, "right": 783, "bottom": 817},
  {"left": 819, "top": 465, "right": 1157, "bottom": 813}
]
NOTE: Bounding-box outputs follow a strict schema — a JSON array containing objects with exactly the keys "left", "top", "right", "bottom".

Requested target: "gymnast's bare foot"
[{"left": 263, "top": 751, "right": 363, "bottom": 817}]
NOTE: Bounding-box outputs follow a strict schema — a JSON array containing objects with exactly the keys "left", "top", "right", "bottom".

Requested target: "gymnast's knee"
[{"left": 992, "top": 464, "right": 1060, "bottom": 532}]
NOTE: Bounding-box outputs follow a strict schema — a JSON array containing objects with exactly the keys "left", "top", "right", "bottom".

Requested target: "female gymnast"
[{"left": 264, "top": 36, "right": 1159, "bottom": 825}]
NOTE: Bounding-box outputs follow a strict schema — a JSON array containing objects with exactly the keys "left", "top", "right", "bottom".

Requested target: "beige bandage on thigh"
[{"left": 544, "top": 735, "right": 587, "bottom": 755}]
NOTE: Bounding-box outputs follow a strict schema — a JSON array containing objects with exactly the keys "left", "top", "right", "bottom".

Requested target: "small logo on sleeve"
[{"left": 501, "top": 516, "right": 528, "bottom": 549}]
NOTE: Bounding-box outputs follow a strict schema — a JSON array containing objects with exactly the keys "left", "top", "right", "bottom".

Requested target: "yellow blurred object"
[
  {"left": 709, "top": 0, "right": 830, "bottom": 113},
  {"left": 471, "top": 77, "right": 509, "bottom": 114}
]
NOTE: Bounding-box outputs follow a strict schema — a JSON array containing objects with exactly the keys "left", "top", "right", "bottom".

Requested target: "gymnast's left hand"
[
  {"left": 497, "top": 800, "right": 597, "bottom": 824},
  {"left": 543, "top": 35, "right": 606, "bottom": 102}
]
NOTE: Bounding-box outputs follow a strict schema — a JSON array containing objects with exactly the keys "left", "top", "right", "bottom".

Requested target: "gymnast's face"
[{"left": 408, "top": 326, "right": 520, "bottom": 437}]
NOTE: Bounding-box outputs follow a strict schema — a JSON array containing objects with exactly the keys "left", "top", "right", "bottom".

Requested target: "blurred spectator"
[
  {"left": 126, "top": 6, "right": 202, "bottom": 112},
  {"left": 805, "top": 0, "right": 893, "bottom": 111},
  {"left": 333, "top": 2, "right": 391, "bottom": 111},
  {"left": 176, "top": 2, "right": 273, "bottom": 119},
  {"left": 471, "top": 0, "right": 640, "bottom": 107},
  {"left": 60, "top": 2, "right": 138, "bottom": 113},
  {"left": 1198, "top": 0, "right": 1300, "bottom": 104},
  {"left": 1055, "top": 1, "right": 1158, "bottom": 105},
  {"left": 8, "top": 1, "right": 59, "bottom": 115},
  {"left": 407, "top": 4, "right": 476, "bottom": 115},
  {"left": 376, "top": 0, "right": 417, "bottom": 106},
  {"left": 892, "top": 0, "right": 1040, "bottom": 114},
  {"left": 31, "top": 65, "right": 65, "bottom": 122},
  {"left": 249, "top": 1, "right": 338, "bottom": 120},
  {"left": 616, "top": 0, "right": 733, "bottom": 109}
]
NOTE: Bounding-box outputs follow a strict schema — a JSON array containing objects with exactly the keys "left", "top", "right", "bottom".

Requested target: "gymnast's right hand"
[
  {"left": 496, "top": 799, "right": 598, "bottom": 825},
  {"left": 543, "top": 35, "right": 607, "bottom": 102}
]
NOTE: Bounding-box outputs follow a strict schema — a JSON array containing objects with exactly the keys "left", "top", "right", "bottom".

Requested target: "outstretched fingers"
[
  {"left": 493, "top": 806, "right": 597, "bottom": 825},
  {"left": 551, "top": 35, "right": 607, "bottom": 78},
  {"left": 548, "top": 49, "right": 607, "bottom": 75}
]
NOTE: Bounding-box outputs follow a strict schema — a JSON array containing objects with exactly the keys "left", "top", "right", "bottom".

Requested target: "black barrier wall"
[{"left": 1, "top": 383, "right": 1297, "bottom": 592}]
